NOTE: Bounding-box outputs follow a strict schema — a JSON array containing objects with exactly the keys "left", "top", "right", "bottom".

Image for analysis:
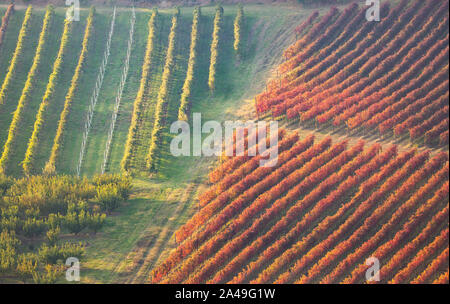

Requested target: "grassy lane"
[
  {"left": 159, "top": 9, "right": 213, "bottom": 183},
  {"left": 156, "top": 12, "right": 193, "bottom": 178},
  {"left": 115, "top": 12, "right": 194, "bottom": 283},
  {"left": 7, "top": 10, "right": 63, "bottom": 177},
  {"left": 81, "top": 11, "right": 131, "bottom": 177},
  {"left": 130, "top": 184, "right": 197, "bottom": 283},
  {"left": 56, "top": 10, "right": 109, "bottom": 174},
  {"left": 106, "top": 10, "right": 151, "bottom": 174},
  {"left": 80, "top": 178, "right": 173, "bottom": 283},
  {"left": 0, "top": 9, "right": 42, "bottom": 152},
  {"left": 32, "top": 10, "right": 86, "bottom": 173}
]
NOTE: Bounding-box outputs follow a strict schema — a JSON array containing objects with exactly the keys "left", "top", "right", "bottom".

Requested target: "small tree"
[
  {"left": 0, "top": 174, "right": 13, "bottom": 195},
  {"left": 0, "top": 232, "right": 17, "bottom": 273},
  {"left": 95, "top": 184, "right": 121, "bottom": 212},
  {"left": 46, "top": 227, "right": 60, "bottom": 246},
  {"left": 47, "top": 213, "right": 64, "bottom": 230},
  {"left": 16, "top": 254, "right": 37, "bottom": 283},
  {"left": 22, "top": 218, "right": 47, "bottom": 238},
  {"left": 64, "top": 211, "right": 83, "bottom": 235},
  {"left": 33, "top": 264, "right": 61, "bottom": 284},
  {"left": 87, "top": 213, "right": 106, "bottom": 235}
]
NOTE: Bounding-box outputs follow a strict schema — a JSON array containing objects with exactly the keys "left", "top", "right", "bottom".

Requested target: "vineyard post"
[{"left": 77, "top": 6, "right": 116, "bottom": 176}]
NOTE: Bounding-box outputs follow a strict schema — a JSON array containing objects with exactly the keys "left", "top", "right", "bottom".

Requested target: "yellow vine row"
[
  {"left": 0, "top": 6, "right": 54, "bottom": 175},
  {"left": 0, "top": 5, "right": 32, "bottom": 106},
  {"left": 233, "top": 4, "right": 243, "bottom": 55},
  {"left": 121, "top": 8, "right": 158, "bottom": 173},
  {"left": 43, "top": 7, "right": 95, "bottom": 175},
  {"left": 208, "top": 5, "right": 223, "bottom": 94},
  {"left": 177, "top": 7, "right": 200, "bottom": 121},
  {"left": 0, "top": 4, "right": 15, "bottom": 50},
  {"left": 23, "top": 13, "right": 72, "bottom": 176},
  {"left": 146, "top": 8, "right": 180, "bottom": 172}
]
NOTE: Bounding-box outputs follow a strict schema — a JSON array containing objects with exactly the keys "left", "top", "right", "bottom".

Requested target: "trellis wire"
[
  {"left": 100, "top": 7, "right": 135, "bottom": 174},
  {"left": 76, "top": 6, "right": 116, "bottom": 176}
]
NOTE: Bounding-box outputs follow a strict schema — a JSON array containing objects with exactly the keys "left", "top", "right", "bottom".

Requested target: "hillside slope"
[
  {"left": 153, "top": 0, "right": 449, "bottom": 284},
  {"left": 257, "top": 0, "right": 449, "bottom": 150},
  {"left": 1, "top": 0, "right": 447, "bottom": 284}
]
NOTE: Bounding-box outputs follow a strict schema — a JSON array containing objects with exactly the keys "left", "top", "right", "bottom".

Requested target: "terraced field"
[{"left": 153, "top": 0, "right": 449, "bottom": 284}]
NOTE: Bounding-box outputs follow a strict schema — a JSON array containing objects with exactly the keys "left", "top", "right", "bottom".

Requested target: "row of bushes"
[
  {"left": 1, "top": 174, "right": 130, "bottom": 215},
  {"left": 121, "top": 9, "right": 158, "bottom": 173},
  {"left": 23, "top": 18, "right": 73, "bottom": 176},
  {"left": 233, "top": 4, "right": 243, "bottom": 56},
  {"left": 0, "top": 6, "right": 54, "bottom": 176},
  {"left": 44, "top": 7, "right": 95, "bottom": 175},
  {"left": 1, "top": 202, "right": 106, "bottom": 238},
  {"left": 0, "top": 4, "right": 14, "bottom": 50},
  {"left": 208, "top": 5, "right": 223, "bottom": 94},
  {"left": 0, "top": 173, "right": 131, "bottom": 283},
  {"left": 0, "top": 5, "right": 32, "bottom": 106},
  {"left": 146, "top": 8, "right": 180, "bottom": 172},
  {"left": 177, "top": 7, "right": 201, "bottom": 122}
]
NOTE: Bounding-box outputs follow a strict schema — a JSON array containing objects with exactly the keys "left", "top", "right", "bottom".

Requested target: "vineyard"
[
  {"left": 152, "top": 133, "right": 449, "bottom": 284},
  {"left": 152, "top": 0, "right": 449, "bottom": 285},
  {"left": 0, "top": 4, "right": 263, "bottom": 178},
  {"left": 0, "top": 3, "right": 307, "bottom": 283},
  {"left": 0, "top": 0, "right": 448, "bottom": 284},
  {"left": 256, "top": 0, "right": 449, "bottom": 148}
]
